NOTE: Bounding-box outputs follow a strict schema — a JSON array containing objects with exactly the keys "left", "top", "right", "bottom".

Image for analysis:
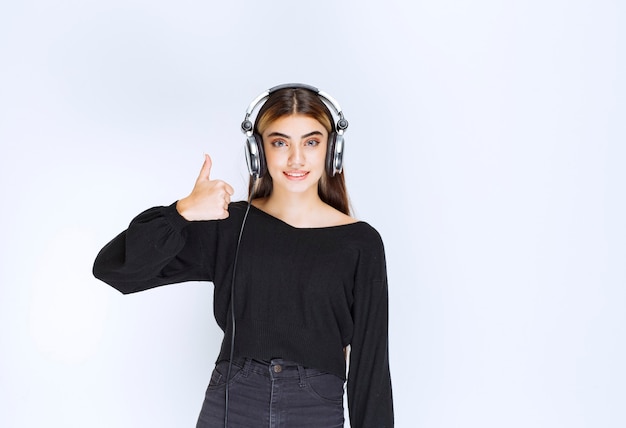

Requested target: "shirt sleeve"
[
  {"left": 347, "top": 229, "right": 394, "bottom": 427},
  {"left": 92, "top": 202, "right": 216, "bottom": 294}
]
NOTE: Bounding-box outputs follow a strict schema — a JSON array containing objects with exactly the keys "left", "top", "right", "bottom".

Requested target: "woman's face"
[{"left": 262, "top": 114, "right": 329, "bottom": 195}]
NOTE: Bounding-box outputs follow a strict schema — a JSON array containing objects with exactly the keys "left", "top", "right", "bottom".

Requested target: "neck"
[{"left": 256, "top": 188, "right": 325, "bottom": 227}]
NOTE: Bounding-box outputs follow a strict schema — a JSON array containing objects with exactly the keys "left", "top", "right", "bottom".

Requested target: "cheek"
[
  {"left": 262, "top": 144, "right": 279, "bottom": 164},
  {"left": 265, "top": 151, "right": 285, "bottom": 167},
  {"left": 315, "top": 150, "right": 327, "bottom": 167},
  {"left": 315, "top": 143, "right": 329, "bottom": 165}
]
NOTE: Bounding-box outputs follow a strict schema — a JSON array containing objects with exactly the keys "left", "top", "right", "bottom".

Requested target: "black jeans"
[{"left": 196, "top": 358, "right": 345, "bottom": 427}]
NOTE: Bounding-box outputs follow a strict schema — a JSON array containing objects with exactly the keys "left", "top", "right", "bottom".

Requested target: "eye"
[
  {"left": 271, "top": 139, "right": 287, "bottom": 148},
  {"left": 305, "top": 139, "right": 320, "bottom": 147}
]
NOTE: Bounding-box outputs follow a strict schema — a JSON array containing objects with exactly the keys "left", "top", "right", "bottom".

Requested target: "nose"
[{"left": 288, "top": 145, "right": 304, "bottom": 167}]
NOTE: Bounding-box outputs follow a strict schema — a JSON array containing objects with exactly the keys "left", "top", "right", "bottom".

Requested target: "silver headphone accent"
[{"left": 241, "top": 83, "right": 349, "bottom": 178}]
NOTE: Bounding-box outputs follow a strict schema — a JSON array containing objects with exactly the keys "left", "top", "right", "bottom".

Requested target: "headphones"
[{"left": 240, "top": 83, "right": 349, "bottom": 178}]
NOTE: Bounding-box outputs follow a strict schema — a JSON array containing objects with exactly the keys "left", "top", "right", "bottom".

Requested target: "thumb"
[{"left": 196, "top": 153, "right": 212, "bottom": 182}]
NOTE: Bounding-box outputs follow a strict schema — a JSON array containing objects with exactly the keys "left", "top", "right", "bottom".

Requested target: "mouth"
[{"left": 283, "top": 171, "right": 309, "bottom": 180}]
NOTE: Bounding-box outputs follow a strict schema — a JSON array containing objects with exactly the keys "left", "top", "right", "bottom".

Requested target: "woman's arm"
[
  {"left": 93, "top": 154, "right": 236, "bottom": 294},
  {"left": 92, "top": 203, "right": 214, "bottom": 294},
  {"left": 347, "top": 230, "right": 394, "bottom": 427}
]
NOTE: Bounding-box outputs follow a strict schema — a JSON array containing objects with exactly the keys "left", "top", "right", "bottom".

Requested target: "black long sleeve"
[{"left": 93, "top": 201, "right": 394, "bottom": 426}]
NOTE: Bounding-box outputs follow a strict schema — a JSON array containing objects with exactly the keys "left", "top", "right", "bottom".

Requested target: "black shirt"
[{"left": 93, "top": 201, "right": 394, "bottom": 427}]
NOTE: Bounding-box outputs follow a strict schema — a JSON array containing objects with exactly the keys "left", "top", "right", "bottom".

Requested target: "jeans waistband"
[{"left": 228, "top": 357, "right": 328, "bottom": 384}]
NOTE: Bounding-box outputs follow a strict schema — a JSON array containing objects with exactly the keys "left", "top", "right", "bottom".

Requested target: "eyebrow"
[{"left": 266, "top": 131, "right": 324, "bottom": 139}]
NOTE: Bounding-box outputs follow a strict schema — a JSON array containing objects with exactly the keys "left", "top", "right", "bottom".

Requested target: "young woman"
[{"left": 93, "top": 84, "right": 394, "bottom": 427}]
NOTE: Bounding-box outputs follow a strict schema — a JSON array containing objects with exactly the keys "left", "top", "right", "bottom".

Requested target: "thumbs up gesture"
[{"left": 176, "top": 154, "right": 235, "bottom": 221}]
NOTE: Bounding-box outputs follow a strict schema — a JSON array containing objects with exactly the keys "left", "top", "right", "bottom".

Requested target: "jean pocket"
[
  {"left": 207, "top": 361, "right": 244, "bottom": 390},
  {"left": 305, "top": 372, "right": 345, "bottom": 403}
]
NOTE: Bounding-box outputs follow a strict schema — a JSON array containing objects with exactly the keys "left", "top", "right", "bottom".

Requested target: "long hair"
[{"left": 247, "top": 87, "right": 351, "bottom": 215}]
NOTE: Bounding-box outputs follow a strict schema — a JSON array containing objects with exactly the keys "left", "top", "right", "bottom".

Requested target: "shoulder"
[
  {"left": 229, "top": 200, "right": 252, "bottom": 214},
  {"left": 348, "top": 221, "right": 385, "bottom": 249},
  {"left": 326, "top": 218, "right": 385, "bottom": 255},
  {"left": 347, "top": 222, "right": 388, "bottom": 284},
  {"left": 213, "top": 200, "right": 253, "bottom": 231},
  {"left": 327, "top": 208, "right": 359, "bottom": 228}
]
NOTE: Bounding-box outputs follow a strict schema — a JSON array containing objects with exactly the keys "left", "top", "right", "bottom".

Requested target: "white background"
[{"left": 1, "top": 1, "right": 624, "bottom": 427}]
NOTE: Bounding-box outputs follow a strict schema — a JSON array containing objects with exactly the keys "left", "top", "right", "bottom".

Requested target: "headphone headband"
[{"left": 241, "top": 83, "right": 348, "bottom": 135}]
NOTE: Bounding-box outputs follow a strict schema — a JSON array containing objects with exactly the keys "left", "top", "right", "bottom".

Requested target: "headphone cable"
[{"left": 224, "top": 190, "right": 253, "bottom": 428}]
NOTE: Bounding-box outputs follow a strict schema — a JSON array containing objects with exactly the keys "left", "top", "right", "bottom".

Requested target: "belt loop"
[
  {"left": 242, "top": 358, "right": 252, "bottom": 378},
  {"left": 297, "top": 364, "right": 306, "bottom": 388}
]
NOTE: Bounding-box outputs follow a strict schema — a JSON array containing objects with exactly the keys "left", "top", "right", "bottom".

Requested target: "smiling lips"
[{"left": 284, "top": 170, "right": 309, "bottom": 180}]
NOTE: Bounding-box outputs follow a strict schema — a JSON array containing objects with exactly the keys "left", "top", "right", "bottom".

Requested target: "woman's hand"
[{"left": 176, "top": 154, "right": 235, "bottom": 221}]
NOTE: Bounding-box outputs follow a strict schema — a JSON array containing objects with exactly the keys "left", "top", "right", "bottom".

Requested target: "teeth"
[{"left": 286, "top": 172, "right": 306, "bottom": 177}]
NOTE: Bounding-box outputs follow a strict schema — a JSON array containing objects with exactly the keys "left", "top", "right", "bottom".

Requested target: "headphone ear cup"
[
  {"left": 245, "top": 134, "right": 266, "bottom": 178},
  {"left": 326, "top": 132, "right": 344, "bottom": 176},
  {"left": 326, "top": 132, "right": 337, "bottom": 176},
  {"left": 255, "top": 133, "right": 266, "bottom": 177}
]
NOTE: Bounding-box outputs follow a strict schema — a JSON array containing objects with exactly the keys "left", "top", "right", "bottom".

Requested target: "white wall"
[{"left": 1, "top": 1, "right": 623, "bottom": 427}]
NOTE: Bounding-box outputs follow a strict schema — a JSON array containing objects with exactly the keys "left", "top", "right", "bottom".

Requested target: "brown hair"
[{"left": 248, "top": 87, "right": 351, "bottom": 215}]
